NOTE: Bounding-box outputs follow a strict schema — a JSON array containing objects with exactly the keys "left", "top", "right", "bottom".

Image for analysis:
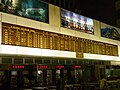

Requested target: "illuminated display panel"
[
  {"left": 61, "top": 9, "right": 94, "bottom": 34},
  {"left": 2, "top": 23, "right": 41, "bottom": 48},
  {"left": 0, "top": 0, "right": 48, "bottom": 23},
  {"left": 2, "top": 22, "right": 118, "bottom": 56},
  {"left": 37, "top": 65, "right": 49, "bottom": 69},
  {"left": 12, "top": 65, "right": 25, "bottom": 69},
  {"left": 101, "top": 22, "right": 120, "bottom": 41},
  {"left": 55, "top": 65, "right": 65, "bottom": 69},
  {"left": 73, "top": 66, "right": 81, "bottom": 68}
]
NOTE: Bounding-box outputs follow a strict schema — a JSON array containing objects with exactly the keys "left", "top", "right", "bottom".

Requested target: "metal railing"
[
  {"left": 81, "top": 85, "right": 97, "bottom": 90},
  {"left": 81, "top": 83, "right": 100, "bottom": 90},
  {"left": 65, "top": 84, "right": 82, "bottom": 90}
]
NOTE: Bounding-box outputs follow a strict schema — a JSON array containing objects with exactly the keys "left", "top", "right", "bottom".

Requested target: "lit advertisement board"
[
  {"left": 0, "top": 0, "right": 48, "bottom": 23},
  {"left": 61, "top": 9, "right": 94, "bottom": 34},
  {"left": 22, "top": 0, "right": 48, "bottom": 23},
  {"left": 101, "top": 22, "right": 120, "bottom": 41}
]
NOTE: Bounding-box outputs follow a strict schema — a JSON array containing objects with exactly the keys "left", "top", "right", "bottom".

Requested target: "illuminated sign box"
[
  {"left": 101, "top": 22, "right": 120, "bottom": 41},
  {"left": 37, "top": 65, "right": 49, "bottom": 69},
  {"left": 73, "top": 66, "right": 81, "bottom": 68},
  {"left": 0, "top": 0, "right": 48, "bottom": 23},
  {"left": 55, "top": 65, "right": 65, "bottom": 69},
  {"left": 55, "top": 65, "right": 81, "bottom": 69},
  {"left": 61, "top": 9, "right": 94, "bottom": 34},
  {"left": 11, "top": 65, "right": 49, "bottom": 69},
  {"left": 12, "top": 65, "right": 25, "bottom": 69}
]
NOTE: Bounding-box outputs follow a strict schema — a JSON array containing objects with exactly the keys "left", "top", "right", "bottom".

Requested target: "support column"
[{"left": 93, "top": 20, "right": 101, "bottom": 37}]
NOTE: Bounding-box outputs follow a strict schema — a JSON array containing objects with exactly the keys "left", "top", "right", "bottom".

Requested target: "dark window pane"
[
  {"left": 59, "top": 59, "right": 65, "bottom": 64},
  {"left": 14, "top": 58, "right": 23, "bottom": 64},
  {"left": 88, "top": 61, "right": 93, "bottom": 65},
  {"left": 66, "top": 60, "right": 71, "bottom": 65},
  {"left": 94, "top": 61, "right": 100, "bottom": 65},
  {"left": 117, "top": 10, "right": 120, "bottom": 19},
  {"left": 25, "top": 58, "right": 33, "bottom": 63},
  {"left": 50, "top": 0, "right": 55, "bottom": 5},
  {"left": 60, "top": 0, "right": 65, "bottom": 8},
  {"left": 72, "top": 60, "right": 77, "bottom": 65},
  {"left": 56, "top": 0, "right": 60, "bottom": 7},
  {"left": 78, "top": 61, "right": 83, "bottom": 65},
  {"left": 84, "top": 61, "right": 89, "bottom": 65},
  {"left": 43, "top": 59, "right": 51, "bottom": 64},
  {"left": 2, "top": 57, "right": 12, "bottom": 64},
  {"left": 35, "top": 58, "right": 42, "bottom": 64},
  {"left": 52, "top": 59, "right": 58, "bottom": 64}
]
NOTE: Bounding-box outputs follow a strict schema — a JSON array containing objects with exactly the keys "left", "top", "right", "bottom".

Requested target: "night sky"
[
  {"left": 74, "top": 0, "right": 116, "bottom": 27},
  {"left": 34, "top": 0, "right": 117, "bottom": 27}
]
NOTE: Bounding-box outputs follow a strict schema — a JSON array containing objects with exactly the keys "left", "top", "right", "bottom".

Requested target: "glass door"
[{"left": 95, "top": 65, "right": 105, "bottom": 82}]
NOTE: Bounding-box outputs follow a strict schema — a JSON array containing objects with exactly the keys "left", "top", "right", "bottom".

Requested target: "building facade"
[{"left": 0, "top": 0, "right": 119, "bottom": 88}]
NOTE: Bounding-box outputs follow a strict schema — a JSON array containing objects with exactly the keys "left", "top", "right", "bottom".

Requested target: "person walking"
[
  {"left": 56, "top": 75, "right": 66, "bottom": 90},
  {"left": 100, "top": 75, "right": 109, "bottom": 90}
]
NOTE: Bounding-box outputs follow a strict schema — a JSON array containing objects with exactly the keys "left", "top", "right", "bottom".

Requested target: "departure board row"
[{"left": 2, "top": 22, "right": 118, "bottom": 56}]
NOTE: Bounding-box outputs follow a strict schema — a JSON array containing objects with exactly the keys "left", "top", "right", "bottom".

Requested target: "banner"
[
  {"left": 61, "top": 9, "right": 94, "bottom": 34},
  {"left": 101, "top": 22, "right": 120, "bottom": 41},
  {"left": 0, "top": 0, "right": 48, "bottom": 23}
]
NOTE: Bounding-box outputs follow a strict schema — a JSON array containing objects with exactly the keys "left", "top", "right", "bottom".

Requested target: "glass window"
[
  {"left": 43, "top": 59, "right": 51, "bottom": 64},
  {"left": 59, "top": 59, "right": 65, "bottom": 64},
  {"left": 25, "top": 58, "right": 33, "bottom": 63},
  {"left": 66, "top": 59, "right": 71, "bottom": 65},
  {"left": 116, "top": 10, "right": 120, "bottom": 19},
  {"left": 52, "top": 59, "right": 58, "bottom": 64},
  {"left": 14, "top": 58, "right": 23, "bottom": 64},
  {"left": 78, "top": 61, "right": 83, "bottom": 65},
  {"left": 72, "top": 60, "right": 78, "bottom": 65},
  {"left": 35, "top": 58, "right": 42, "bottom": 64},
  {"left": 2, "top": 57, "right": 12, "bottom": 64}
]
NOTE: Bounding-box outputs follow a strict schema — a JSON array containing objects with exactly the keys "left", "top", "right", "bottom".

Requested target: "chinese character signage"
[
  {"left": 101, "top": 22, "right": 120, "bottom": 41},
  {"left": 0, "top": 0, "right": 48, "bottom": 23},
  {"left": 61, "top": 9, "right": 94, "bottom": 34}
]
